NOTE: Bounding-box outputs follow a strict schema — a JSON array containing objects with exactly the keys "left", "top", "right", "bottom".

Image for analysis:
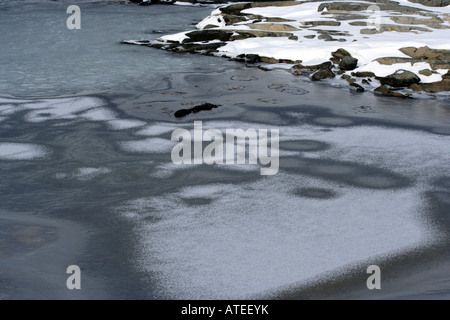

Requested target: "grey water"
[{"left": 1, "top": 0, "right": 450, "bottom": 299}]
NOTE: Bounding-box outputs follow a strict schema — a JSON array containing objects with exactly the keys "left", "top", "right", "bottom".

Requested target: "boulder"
[
  {"left": 407, "top": 0, "right": 450, "bottom": 7},
  {"left": 339, "top": 56, "right": 358, "bottom": 70},
  {"left": 331, "top": 48, "right": 351, "bottom": 60},
  {"left": 184, "top": 30, "right": 233, "bottom": 43},
  {"left": 379, "top": 70, "right": 421, "bottom": 87},
  {"left": 311, "top": 69, "right": 336, "bottom": 81}
]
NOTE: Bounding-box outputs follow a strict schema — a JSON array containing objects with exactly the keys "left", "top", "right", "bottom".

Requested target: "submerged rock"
[
  {"left": 174, "top": 103, "right": 219, "bottom": 118},
  {"left": 379, "top": 70, "right": 421, "bottom": 87}
]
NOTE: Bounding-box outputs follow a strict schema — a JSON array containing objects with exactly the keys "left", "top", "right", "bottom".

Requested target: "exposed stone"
[
  {"left": 399, "top": 46, "right": 450, "bottom": 60},
  {"left": 419, "top": 69, "right": 434, "bottom": 76},
  {"left": 374, "top": 85, "right": 411, "bottom": 98},
  {"left": 184, "top": 30, "right": 233, "bottom": 43},
  {"left": 248, "top": 23, "right": 299, "bottom": 32},
  {"left": 339, "top": 56, "right": 358, "bottom": 70},
  {"left": 293, "top": 61, "right": 333, "bottom": 71},
  {"left": 350, "top": 82, "right": 365, "bottom": 92},
  {"left": 352, "top": 71, "right": 376, "bottom": 77},
  {"left": 311, "top": 69, "right": 336, "bottom": 81},
  {"left": 303, "top": 21, "right": 341, "bottom": 27},
  {"left": 379, "top": 70, "right": 421, "bottom": 87},
  {"left": 409, "top": 78, "right": 450, "bottom": 92},
  {"left": 331, "top": 48, "right": 351, "bottom": 60},
  {"left": 174, "top": 103, "right": 219, "bottom": 118}
]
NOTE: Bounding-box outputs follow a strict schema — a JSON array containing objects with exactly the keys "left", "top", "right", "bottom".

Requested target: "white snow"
[{"left": 0, "top": 142, "right": 49, "bottom": 160}]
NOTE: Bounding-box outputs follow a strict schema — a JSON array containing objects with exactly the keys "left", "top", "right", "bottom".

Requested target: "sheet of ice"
[
  {"left": 0, "top": 104, "right": 21, "bottom": 116},
  {"left": 73, "top": 167, "right": 111, "bottom": 181},
  {"left": 106, "top": 119, "right": 147, "bottom": 130},
  {"left": 136, "top": 123, "right": 183, "bottom": 136},
  {"left": 120, "top": 138, "right": 176, "bottom": 153},
  {"left": 80, "top": 107, "right": 117, "bottom": 121},
  {"left": 22, "top": 97, "right": 104, "bottom": 123},
  {"left": 119, "top": 121, "right": 449, "bottom": 299},
  {"left": 0, "top": 143, "right": 49, "bottom": 160}
]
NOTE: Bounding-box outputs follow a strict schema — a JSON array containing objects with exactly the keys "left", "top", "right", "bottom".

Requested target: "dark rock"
[
  {"left": 339, "top": 56, "right": 358, "bottom": 70},
  {"left": 409, "top": 79, "right": 450, "bottom": 92},
  {"left": 379, "top": 69, "right": 421, "bottom": 87},
  {"left": 184, "top": 30, "right": 233, "bottom": 43},
  {"left": 174, "top": 103, "right": 219, "bottom": 118},
  {"left": 374, "top": 85, "right": 411, "bottom": 98},
  {"left": 352, "top": 71, "right": 375, "bottom": 77},
  {"left": 331, "top": 48, "right": 351, "bottom": 60},
  {"left": 303, "top": 21, "right": 341, "bottom": 26},
  {"left": 293, "top": 61, "right": 333, "bottom": 71},
  {"left": 303, "top": 35, "right": 316, "bottom": 39},
  {"left": 311, "top": 69, "right": 336, "bottom": 81},
  {"left": 350, "top": 82, "right": 365, "bottom": 92}
]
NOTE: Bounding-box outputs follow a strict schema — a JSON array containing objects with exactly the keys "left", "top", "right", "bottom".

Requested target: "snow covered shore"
[{"left": 124, "top": 0, "right": 450, "bottom": 98}]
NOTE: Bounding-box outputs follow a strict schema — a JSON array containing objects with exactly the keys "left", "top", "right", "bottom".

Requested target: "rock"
[
  {"left": 374, "top": 85, "right": 411, "bottom": 98},
  {"left": 184, "top": 30, "right": 233, "bottom": 43},
  {"left": 231, "top": 30, "right": 293, "bottom": 40},
  {"left": 350, "top": 82, "right": 365, "bottom": 92},
  {"left": 376, "top": 57, "right": 417, "bottom": 65},
  {"left": 293, "top": 61, "right": 333, "bottom": 71},
  {"left": 399, "top": 46, "right": 450, "bottom": 60},
  {"left": 379, "top": 70, "right": 421, "bottom": 87},
  {"left": 174, "top": 103, "right": 219, "bottom": 118},
  {"left": 331, "top": 48, "right": 351, "bottom": 60},
  {"left": 339, "top": 56, "right": 358, "bottom": 70},
  {"left": 419, "top": 69, "right": 434, "bottom": 76},
  {"left": 248, "top": 23, "right": 299, "bottom": 32},
  {"left": 311, "top": 69, "right": 335, "bottom": 81},
  {"left": 318, "top": 34, "right": 334, "bottom": 41},
  {"left": 341, "top": 74, "right": 351, "bottom": 80},
  {"left": 222, "top": 14, "right": 248, "bottom": 25},
  {"left": 303, "top": 21, "right": 341, "bottom": 27},
  {"left": 352, "top": 71, "right": 375, "bottom": 77},
  {"left": 409, "top": 79, "right": 450, "bottom": 92},
  {"left": 304, "top": 35, "right": 316, "bottom": 39}
]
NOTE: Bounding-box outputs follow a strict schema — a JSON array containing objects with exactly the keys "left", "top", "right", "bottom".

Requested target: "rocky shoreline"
[{"left": 123, "top": 0, "right": 450, "bottom": 99}]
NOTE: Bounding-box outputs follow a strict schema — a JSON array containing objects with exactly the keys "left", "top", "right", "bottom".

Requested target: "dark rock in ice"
[
  {"left": 311, "top": 69, "right": 336, "bottom": 81},
  {"left": 379, "top": 69, "right": 421, "bottom": 87},
  {"left": 174, "top": 103, "right": 219, "bottom": 118},
  {"left": 350, "top": 82, "right": 365, "bottom": 92},
  {"left": 339, "top": 56, "right": 358, "bottom": 70}
]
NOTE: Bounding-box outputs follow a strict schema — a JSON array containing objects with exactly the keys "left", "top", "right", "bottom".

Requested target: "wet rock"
[
  {"left": 349, "top": 82, "right": 365, "bottom": 92},
  {"left": 352, "top": 71, "right": 375, "bottom": 77},
  {"left": 409, "top": 78, "right": 450, "bottom": 93},
  {"left": 311, "top": 69, "right": 335, "bottom": 81},
  {"left": 293, "top": 61, "right": 333, "bottom": 72},
  {"left": 174, "top": 103, "right": 219, "bottom": 118},
  {"left": 379, "top": 70, "right": 421, "bottom": 87},
  {"left": 339, "top": 56, "right": 358, "bottom": 71},
  {"left": 184, "top": 30, "right": 233, "bottom": 43},
  {"left": 236, "top": 54, "right": 261, "bottom": 64},
  {"left": 374, "top": 85, "right": 411, "bottom": 98}
]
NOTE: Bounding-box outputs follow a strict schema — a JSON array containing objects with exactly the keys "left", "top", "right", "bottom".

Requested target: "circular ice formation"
[{"left": 0, "top": 142, "right": 49, "bottom": 160}]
